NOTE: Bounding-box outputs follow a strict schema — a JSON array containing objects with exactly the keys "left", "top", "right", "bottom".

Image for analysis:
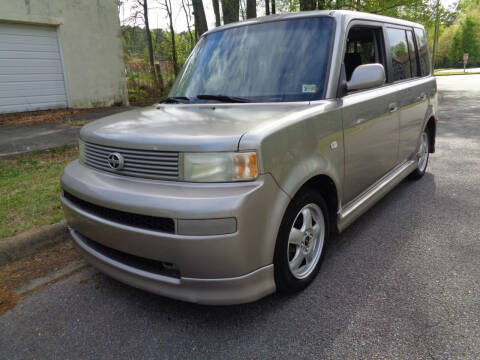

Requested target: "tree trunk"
[
  {"left": 181, "top": 0, "right": 195, "bottom": 50},
  {"left": 165, "top": 0, "right": 179, "bottom": 76},
  {"left": 247, "top": 0, "right": 257, "bottom": 18},
  {"left": 143, "top": 0, "right": 155, "bottom": 72},
  {"left": 265, "top": 0, "right": 270, "bottom": 15},
  {"left": 431, "top": 0, "right": 440, "bottom": 69},
  {"left": 222, "top": 0, "right": 239, "bottom": 24},
  {"left": 212, "top": 0, "right": 221, "bottom": 26},
  {"left": 143, "top": 0, "right": 163, "bottom": 91},
  {"left": 271, "top": 0, "right": 276, "bottom": 13},
  {"left": 192, "top": 0, "right": 208, "bottom": 39}
]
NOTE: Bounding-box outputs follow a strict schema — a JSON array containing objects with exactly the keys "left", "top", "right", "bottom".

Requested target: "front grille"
[
  {"left": 83, "top": 141, "right": 179, "bottom": 181},
  {"left": 79, "top": 234, "right": 180, "bottom": 279},
  {"left": 63, "top": 191, "right": 175, "bottom": 234}
]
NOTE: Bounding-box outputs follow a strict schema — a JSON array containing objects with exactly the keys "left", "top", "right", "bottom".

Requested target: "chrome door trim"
[{"left": 337, "top": 159, "right": 416, "bottom": 231}]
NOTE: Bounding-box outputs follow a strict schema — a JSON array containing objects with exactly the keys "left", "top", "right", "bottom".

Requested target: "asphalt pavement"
[
  {"left": 0, "top": 106, "right": 130, "bottom": 157},
  {"left": 0, "top": 123, "right": 80, "bottom": 158},
  {"left": 0, "top": 76, "right": 479, "bottom": 359}
]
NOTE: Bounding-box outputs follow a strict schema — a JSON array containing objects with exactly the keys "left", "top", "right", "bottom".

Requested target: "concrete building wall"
[{"left": 0, "top": 0, "right": 128, "bottom": 109}]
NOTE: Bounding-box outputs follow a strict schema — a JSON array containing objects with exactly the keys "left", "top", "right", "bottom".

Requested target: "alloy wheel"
[
  {"left": 418, "top": 132, "right": 429, "bottom": 172},
  {"left": 287, "top": 203, "right": 325, "bottom": 279}
]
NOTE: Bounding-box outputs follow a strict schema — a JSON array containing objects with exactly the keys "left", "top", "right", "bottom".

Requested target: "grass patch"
[
  {"left": 434, "top": 70, "right": 480, "bottom": 76},
  {"left": 0, "top": 146, "right": 78, "bottom": 238}
]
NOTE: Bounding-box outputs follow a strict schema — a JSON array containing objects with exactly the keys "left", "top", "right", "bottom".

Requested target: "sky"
[
  {"left": 119, "top": 0, "right": 218, "bottom": 33},
  {"left": 119, "top": 0, "right": 458, "bottom": 33}
]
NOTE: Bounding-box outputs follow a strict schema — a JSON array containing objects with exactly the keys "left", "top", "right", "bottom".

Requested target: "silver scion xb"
[{"left": 61, "top": 10, "right": 437, "bottom": 305}]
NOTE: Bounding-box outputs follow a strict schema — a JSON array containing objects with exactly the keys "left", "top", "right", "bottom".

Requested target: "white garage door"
[{"left": 0, "top": 22, "right": 68, "bottom": 113}]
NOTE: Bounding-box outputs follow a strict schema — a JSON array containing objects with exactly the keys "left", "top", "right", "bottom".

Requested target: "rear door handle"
[
  {"left": 354, "top": 118, "right": 366, "bottom": 126},
  {"left": 388, "top": 103, "right": 398, "bottom": 113},
  {"left": 417, "top": 93, "right": 427, "bottom": 101}
]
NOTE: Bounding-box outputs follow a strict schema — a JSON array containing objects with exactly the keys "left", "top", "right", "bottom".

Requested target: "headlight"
[
  {"left": 78, "top": 139, "right": 85, "bottom": 163},
  {"left": 183, "top": 152, "right": 258, "bottom": 182}
]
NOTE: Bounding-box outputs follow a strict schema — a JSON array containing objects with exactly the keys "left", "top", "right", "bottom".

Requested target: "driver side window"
[{"left": 344, "top": 26, "right": 385, "bottom": 81}]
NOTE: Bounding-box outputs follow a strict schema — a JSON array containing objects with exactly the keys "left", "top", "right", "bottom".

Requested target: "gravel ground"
[{"left": 0, "top": 76, "right": 479, "bottom": 360}]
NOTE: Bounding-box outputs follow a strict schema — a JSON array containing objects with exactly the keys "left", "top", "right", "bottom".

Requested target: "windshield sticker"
[{"left": 302, "top": 84, "right": 317, "bottom": 93}]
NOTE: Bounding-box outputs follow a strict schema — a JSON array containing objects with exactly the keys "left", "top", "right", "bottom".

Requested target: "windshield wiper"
[
  {"left": 196, "top": 94, "right": 251, "bottom": 103},
  {"left": 162, "top": 96, "right": 192, "bottom": 104}
]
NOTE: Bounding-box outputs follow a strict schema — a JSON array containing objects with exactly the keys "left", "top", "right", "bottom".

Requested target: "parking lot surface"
[{"left": 0, "top": 76, "right": 479, "bottom": 359}]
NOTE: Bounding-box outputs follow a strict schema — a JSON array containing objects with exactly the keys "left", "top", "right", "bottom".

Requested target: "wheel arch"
[
  {"left": 291, "top": 174, "right": 340, "bottom": 234},
  {"left": 272, "top": 174, "right": 338, "bottom": 292}
]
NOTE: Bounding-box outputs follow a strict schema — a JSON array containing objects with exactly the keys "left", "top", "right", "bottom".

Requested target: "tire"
[
  {"left": 274, "top": 188, "right": 330, "bottom": 294},
  {"left": 409, "top": 129, "right": 430, "bottom": 180}
]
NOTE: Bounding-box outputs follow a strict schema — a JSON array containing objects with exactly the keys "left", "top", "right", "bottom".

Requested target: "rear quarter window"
[
  {"left": 406, "top": 30, "right": 418, "bottom": 77},
  {"left": 414, "top": 28, "right": 431, "bottom": 76}
]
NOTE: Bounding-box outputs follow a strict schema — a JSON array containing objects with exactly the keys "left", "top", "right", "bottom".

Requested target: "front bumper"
[
  {"left": 71, "top": 228, "right": 275, "bottom": 304},
  {"left": 61, "top": 160, "right": 290, "bottom": 304}
]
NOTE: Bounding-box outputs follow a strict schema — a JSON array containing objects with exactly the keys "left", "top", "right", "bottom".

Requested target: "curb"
[
  {"left": 16, "top": 259, "right": 87, "bottom": 295},
  {"left": 0, "top": 220, "right": 69, "bottom": 266}
]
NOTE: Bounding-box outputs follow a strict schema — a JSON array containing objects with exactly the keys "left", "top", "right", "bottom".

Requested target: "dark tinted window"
[
  {"left": 387, "top": 28, "right": 411, "bottom": 81},
  {"left": 414, "top": 28, "right": 431, "bottom": 76},
  {"left": 169, "top": 17, "right": 334, "bottom": 102},
  {"left": 406, "top": 30, "right": 418, "bottom": 77}
]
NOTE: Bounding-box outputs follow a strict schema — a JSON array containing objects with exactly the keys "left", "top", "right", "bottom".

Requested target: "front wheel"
[
  {"left": 274, "top": 189, "right": 330, "bottom": 293},
  {"left": 409, "top": 130, "right": 430, "bottom": 180}
]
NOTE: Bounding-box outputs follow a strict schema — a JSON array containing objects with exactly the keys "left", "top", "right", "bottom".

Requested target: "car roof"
[{"left": 203, "top": 10, "right": 424, "bottom": 36}]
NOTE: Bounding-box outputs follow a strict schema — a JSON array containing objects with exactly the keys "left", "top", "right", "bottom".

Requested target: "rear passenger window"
[
  {"left": 386, "top": 28, "right": 411, "bottom": 81},
  {"left": 414, "top": 28, "right": 431, "bottom": 76},
  {"left": 406, "top": 30, "right": 418, "bottom": 77}
]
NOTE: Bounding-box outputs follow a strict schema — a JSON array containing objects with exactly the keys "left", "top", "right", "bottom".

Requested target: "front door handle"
[{"left": 388, "top": 103, "right": 398, "bottom": 113}]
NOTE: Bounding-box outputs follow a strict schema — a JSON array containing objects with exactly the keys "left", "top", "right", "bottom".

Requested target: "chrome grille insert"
[{"left": 83, "top": 142, "right": 179, "bottom": 180}]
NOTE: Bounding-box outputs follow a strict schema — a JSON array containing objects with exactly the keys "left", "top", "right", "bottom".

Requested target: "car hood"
[{"left": 80, "top": 103, "right": 314, "bottom": 152}]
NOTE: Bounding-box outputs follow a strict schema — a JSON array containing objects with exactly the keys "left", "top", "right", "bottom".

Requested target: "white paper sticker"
[{"left": 302, "top": 84, "right": 317, "bottom": 93}]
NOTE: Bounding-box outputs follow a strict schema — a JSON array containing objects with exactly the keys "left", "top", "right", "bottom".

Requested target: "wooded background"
[{"left": 117, "top": 0, "right": 480, "bottom": 104}]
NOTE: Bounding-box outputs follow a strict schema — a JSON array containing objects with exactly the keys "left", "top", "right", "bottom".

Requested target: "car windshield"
[{"left": 169, "top": 17, "right": 334, "bottom": 103}]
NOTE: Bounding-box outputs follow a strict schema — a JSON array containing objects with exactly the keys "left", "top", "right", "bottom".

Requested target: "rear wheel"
[
  {"left": 274, "top": 189, "right": 329, "bottom": 293},
  {"left": 409, "top": 130, "right": 430, "bottom": 180}
]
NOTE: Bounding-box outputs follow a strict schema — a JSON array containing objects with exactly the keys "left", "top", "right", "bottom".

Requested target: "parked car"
[{"left": 61, "top": 10, "right": 437, "bottom": 305}]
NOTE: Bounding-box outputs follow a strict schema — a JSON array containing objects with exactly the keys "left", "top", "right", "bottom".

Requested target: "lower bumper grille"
[
  {"left": 63, "top": 191, "right": 175, "bottom": 234},
  {"left": 79, "top": 233, "right": 180, "bottom": 279}
]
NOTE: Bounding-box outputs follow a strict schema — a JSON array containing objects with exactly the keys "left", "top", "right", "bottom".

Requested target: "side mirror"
[{"left": 346, "top": 63, "right": 386, "bottom": 92}]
